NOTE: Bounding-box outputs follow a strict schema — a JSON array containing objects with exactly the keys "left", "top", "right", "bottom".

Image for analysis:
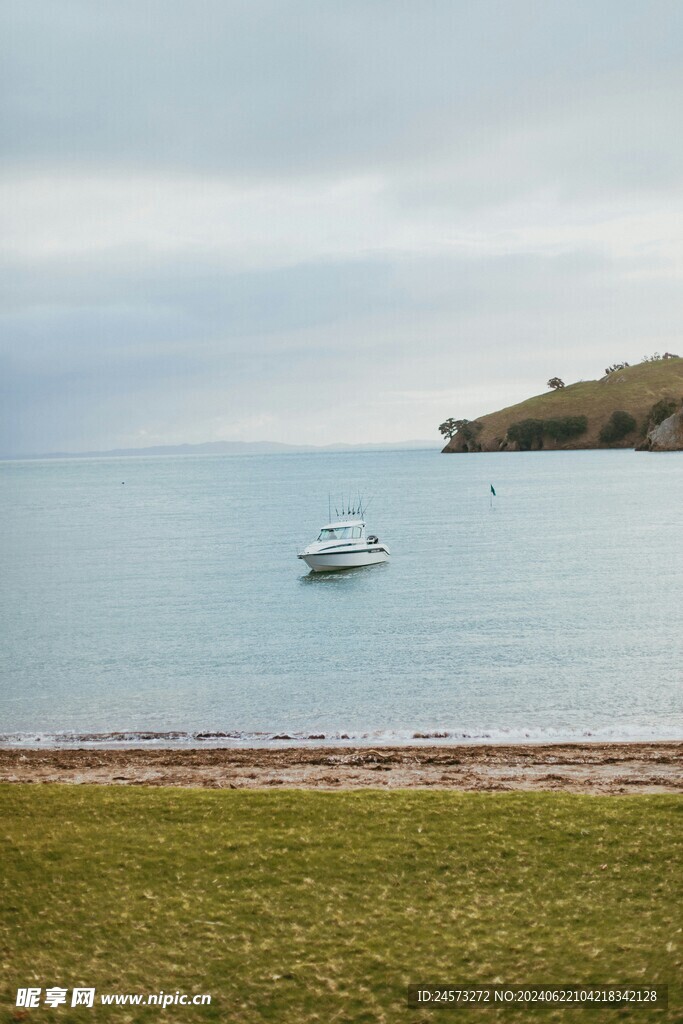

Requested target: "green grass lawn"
[{"left": 1, "top": 786, "right": 681, "bottom": 1023}]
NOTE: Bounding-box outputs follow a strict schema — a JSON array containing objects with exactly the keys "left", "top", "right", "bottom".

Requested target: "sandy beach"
[{"left": 0, "top": 741, "right": 681, "bottom": 793}]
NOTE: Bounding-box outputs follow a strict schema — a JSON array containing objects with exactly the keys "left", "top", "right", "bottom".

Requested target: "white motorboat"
[{"left": 298, "top": 517, "right": 390, "bottom": 572}]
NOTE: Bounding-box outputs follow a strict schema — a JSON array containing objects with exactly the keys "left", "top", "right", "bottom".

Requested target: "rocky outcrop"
[{"left": 639, "top": 409, "right": 683, "bottom": 451}]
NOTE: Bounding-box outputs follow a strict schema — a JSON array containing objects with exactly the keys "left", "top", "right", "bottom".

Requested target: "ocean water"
[{"left": 0, "top": 449, "right": 681, "bottom": 747}]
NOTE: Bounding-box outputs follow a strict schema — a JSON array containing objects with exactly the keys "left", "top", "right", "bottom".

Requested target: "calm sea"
[{"left": 1, "top": 449, "right": 681, "bottom": 746}]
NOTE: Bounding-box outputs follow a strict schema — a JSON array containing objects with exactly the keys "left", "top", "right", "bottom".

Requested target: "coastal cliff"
[
  {"left": 639, "top": 408, "right": 683, "bottom": 451},
  {"left": 442, "top": 357, "right": 683, "bottom": 452}
]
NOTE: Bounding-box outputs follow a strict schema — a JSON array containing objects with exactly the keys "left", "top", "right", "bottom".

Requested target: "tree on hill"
[
  {"left": 438, "top": 418, "right": 460, "bottom": 440},
  {"left": 604, "top": 362, "right": 629, "bottom": 375},
  {"left": 439, "top": 418, "right": 483, "bottom": 445},
  {"left": 641, "top": 352, "right": 680, "bottom": 363},
  {"left": 547, "top": 377, "right": 565, "bottom": 390}
]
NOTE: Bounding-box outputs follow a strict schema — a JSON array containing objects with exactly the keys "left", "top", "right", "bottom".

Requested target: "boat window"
[{"left": 318, "top": 527, "right": 360, "bottom": 541}]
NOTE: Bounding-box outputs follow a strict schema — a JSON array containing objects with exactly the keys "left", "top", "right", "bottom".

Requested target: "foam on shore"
[{"left": 1, "top": 723, "right": 682, "bottom": 749}]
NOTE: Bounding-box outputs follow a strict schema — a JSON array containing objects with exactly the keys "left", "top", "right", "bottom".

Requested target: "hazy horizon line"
[{"left": 1, "top": 437, "right": 442, "bottom": 462}]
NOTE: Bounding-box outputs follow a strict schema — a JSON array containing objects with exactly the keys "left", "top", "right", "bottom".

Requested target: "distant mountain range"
[{"left": 5, "top": 439, "right": 440, "bottom": 461}]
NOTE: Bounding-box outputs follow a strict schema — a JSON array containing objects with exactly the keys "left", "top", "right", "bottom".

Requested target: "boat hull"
[{"left": 299, "top": 547, "right": 390, "bottom": 572}]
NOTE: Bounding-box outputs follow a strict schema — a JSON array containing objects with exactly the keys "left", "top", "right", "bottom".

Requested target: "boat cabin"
[{"left": 317, "top": 520, "right": 365, "bottom": 542}]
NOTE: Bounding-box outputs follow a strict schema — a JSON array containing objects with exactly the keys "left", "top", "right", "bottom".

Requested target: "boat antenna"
[{"left": 328, "top": 494, "right": 331, "bottom": 522}]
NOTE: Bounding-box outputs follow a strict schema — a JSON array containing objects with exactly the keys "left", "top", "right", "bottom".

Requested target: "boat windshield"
[{"left": 318, "top": 527, "right": 363, "bottom": 541}]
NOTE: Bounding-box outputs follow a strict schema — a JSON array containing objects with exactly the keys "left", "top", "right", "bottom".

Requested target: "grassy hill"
[{"left": 443, "top": 357, "right": 683, "bottom": 452}]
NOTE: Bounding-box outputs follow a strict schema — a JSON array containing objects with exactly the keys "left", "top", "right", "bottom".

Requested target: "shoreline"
[
  {"left": 1, "top": 741, "right": 681, "bottom": 794},
  {"left": 3, "top": 726, "right": 682, "bottom": 749}
]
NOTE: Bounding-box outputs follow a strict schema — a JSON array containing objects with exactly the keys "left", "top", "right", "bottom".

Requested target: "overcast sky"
[{"left": 2, "top": 0, "right": 682, "bottom": 454}]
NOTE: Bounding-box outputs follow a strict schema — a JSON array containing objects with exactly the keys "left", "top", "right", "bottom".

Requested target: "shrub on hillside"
[
  {"left": 457, "top": 419, "right": 484, "bottom": 451},
  {"left": 458, "top": 420, "right": 483, "bottom": 442},
  {"left": 599, "top": 410, "right": 637, "bottom": 443},
  {"left": 648, "top": 398, "right": 678, "bottom": 427},
  {"left": 544, "top": 416, "right": 588, "bottom": 441},
  {"left": 507, "top": 415, "right": 588, "bottom": 449},
  {"left": 507, "top": 419, "right": 546, "bottom": 450}
]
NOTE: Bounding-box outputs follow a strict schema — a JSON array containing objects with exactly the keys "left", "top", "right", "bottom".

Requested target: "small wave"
[{"left": 1, "top": 723, "right": 682, "bottom": 749}]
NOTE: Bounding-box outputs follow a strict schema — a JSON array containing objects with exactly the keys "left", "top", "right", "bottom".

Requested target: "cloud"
[
  {"left": 3, "top": 0, "right": 682, "bottom": 186},
  {"left": 1, "top": 1, "right": 682, "bottom": 454}
]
